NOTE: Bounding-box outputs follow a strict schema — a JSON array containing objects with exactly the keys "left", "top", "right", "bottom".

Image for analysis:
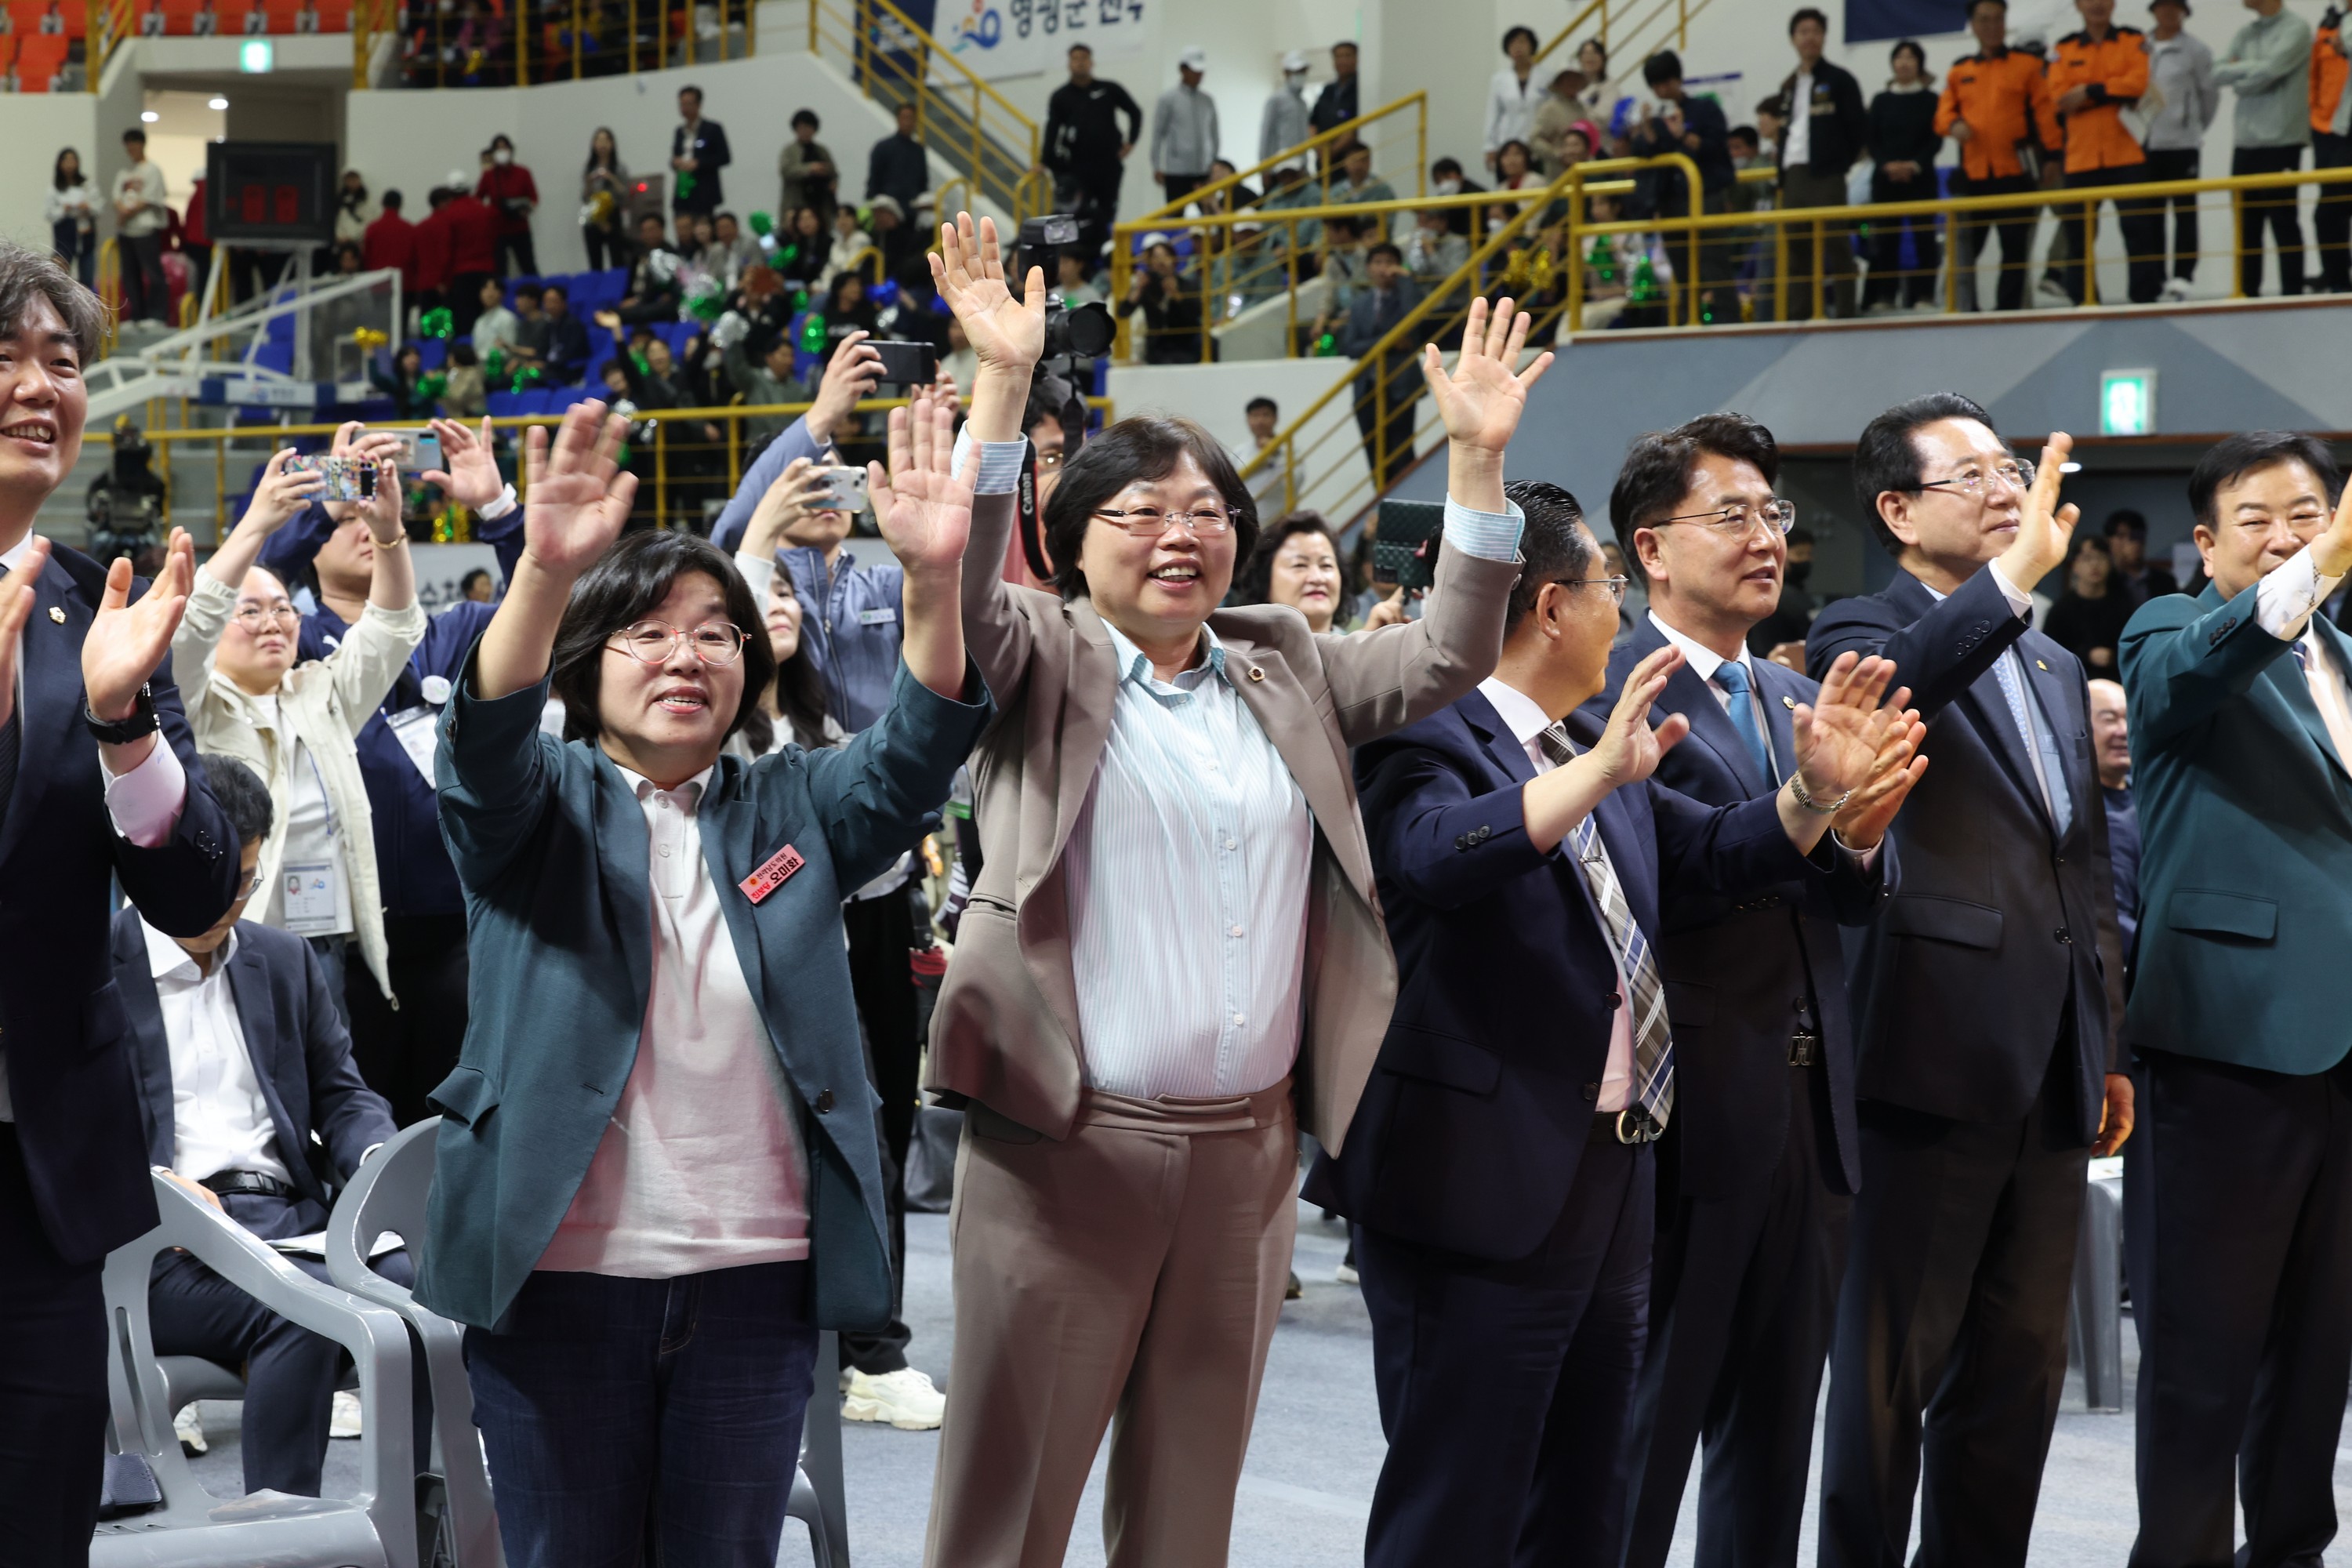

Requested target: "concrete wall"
[{"left": 0, "top": 93, "right": 103, "bottom": 256}]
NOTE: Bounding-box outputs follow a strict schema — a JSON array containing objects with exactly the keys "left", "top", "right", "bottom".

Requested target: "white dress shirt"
[
  {"left": 0, "top": 529, "right": 188, "bottom": 1122},
  {"left": 2249, "top": 546, "right": 2352, "bottom": 762},
  {"left": 142, "top": 920, "right": 290, "bottom": 1185},
  {"left": 1784, "top": 69, "right": 1816, "bottom": 167},
  {"left": 539, "top": 764, "right": 810, "bottom": 1278},
  {"left": 1478, "top": 674, "right": 1635, "bottom": 1114}
]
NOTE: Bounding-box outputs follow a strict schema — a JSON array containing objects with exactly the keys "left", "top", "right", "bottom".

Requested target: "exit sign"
[
  {"left": 2100, "top": 369, "right": 2156, "bottom": 437},
  {"left": 239, "top": 38, "right": 274, "bottom": 71}
]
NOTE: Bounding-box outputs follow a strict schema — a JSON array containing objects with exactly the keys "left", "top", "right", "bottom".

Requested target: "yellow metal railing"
[
  {"left": 808, "top": 0, "right": 1047, "bottom": 223},
  {"left": 356, "top": 0, "right": 751, "bottom": 89},
  {"left": 1128, "top": 92, "right": 1429, "bottom": 230},
  {"left": 86, "top": 0, "right": 136, "bottom": 89}
]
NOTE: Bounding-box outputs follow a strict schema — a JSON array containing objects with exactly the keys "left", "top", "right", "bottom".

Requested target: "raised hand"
[
  {"left": 1589, "top": 644, "right": 1692, "bottom": 788},
  {"left": 238, "top": 449, "right": 327, "bottom": 537},
  {"left": 2313, "top": 445, "right": 2352, "bottom": 579},
  {"left": 85, "top": 528, "right": 195, "bottom": 720},
  {"left": 1790, "top": 652, "right": 1905, "bottom": 803},
  {"left": 807, "top": 329, "right": 883, "bottom": 445},
  {"left": 1999, "top": 430, "right": 2080, "bottom": 588},
  {"left": 1831, "top": 694, "right": 1929, "bottom": 849},
  {"left": 931, "top": 212, "right": 1046, "bottom": 372},
  {"left": 424, "top": 415, "right": 506, "bottom": 510},
  {"left": 1421, "top": 294, "right": 1555, "bottom": 455},
  {"left": 0, "top": 535, "right": 52, "bottom": 729},
  {"left": 742, "top": 456, "right": 837, "bottom": 557},
  {"left": 520, "top": 401, "right": 636, "bottom": 582},
  {"left": 868, "top": 389, "right": 974, "bottom": 579}
]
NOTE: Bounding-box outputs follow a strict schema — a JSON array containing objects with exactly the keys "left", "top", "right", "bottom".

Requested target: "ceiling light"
[
  {"left": 140, "top": 110, "right": 158, "bottom": 122},
  {"left": 208, "top": 96, "right": 228, "bottom": 110}
]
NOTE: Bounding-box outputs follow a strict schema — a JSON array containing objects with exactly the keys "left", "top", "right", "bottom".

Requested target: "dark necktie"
[{"left": 0, "top": 563, "right": 19, "bottom": 826}]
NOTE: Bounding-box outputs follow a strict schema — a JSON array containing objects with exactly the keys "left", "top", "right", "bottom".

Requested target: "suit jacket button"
[
  {"left": 2054, "top": 927, "right": 2071, "bottom": 944},
  {"left": 1581, "top": 1082, "right": 1599, "bottom": 1102},
  {"left": 1454, "top": 834, "right": 1468, "bottom": 851},
  {"left": 813, "top": 1090, "right": 836, "bottom": 1114},
  {"left": 1606, "top": 993, "right": 1622, "bottom": 1009}
]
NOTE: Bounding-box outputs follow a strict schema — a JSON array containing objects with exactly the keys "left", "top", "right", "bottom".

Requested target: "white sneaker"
[
  {"left": 329, "top": 1389, "right": 363, "bottom": 1439},
  {"left": 2159, "top": 276, "right": 2194, "bottom": 303},
  {"left": 173, "top": 1403, "right": 207, "bottom": 1457},
  {"left": 2034, "top": 277, "right": 2074, "bottom": 310},
  {"left": 840, "top": 1367, "right": 946, "bottom": 1431}
]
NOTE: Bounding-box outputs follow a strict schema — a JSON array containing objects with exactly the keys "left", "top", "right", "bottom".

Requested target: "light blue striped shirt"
[{"left": 1052, "top": 490, "right": 1525, "bottom": 1100}]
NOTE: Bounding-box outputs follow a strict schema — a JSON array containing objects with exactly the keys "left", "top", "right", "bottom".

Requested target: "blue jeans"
[{"left": 463, "top": 1261, "right": 817, "bottom": 1568}]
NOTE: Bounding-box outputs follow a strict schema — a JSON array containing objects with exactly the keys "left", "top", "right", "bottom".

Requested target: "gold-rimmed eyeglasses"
[
  {"left": 1092, "top": 506, "right": 1236, "bottom": 538},
  {"left": 608, "top": 620, "right": 749, "bottom": 666}
]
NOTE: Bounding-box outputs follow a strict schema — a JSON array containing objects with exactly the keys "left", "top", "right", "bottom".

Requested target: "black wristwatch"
[{"left": 85, "top": 684, "right": 160, "bottom": 744}]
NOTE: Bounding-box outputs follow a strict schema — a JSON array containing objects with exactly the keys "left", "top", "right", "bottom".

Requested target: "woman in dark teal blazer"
[{"left": 416, "top": 399, "right": 988, "bottom": 1567}]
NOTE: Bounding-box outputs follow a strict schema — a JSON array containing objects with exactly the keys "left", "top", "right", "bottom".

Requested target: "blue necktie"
[
  {"left": 1712, "top": 661, "right": 1774, "bottom": 784},
  {"left": 1991, "top": 649, "right": 2073, "bottom": 837}
]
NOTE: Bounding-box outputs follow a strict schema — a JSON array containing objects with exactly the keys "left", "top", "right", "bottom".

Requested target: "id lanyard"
[{"left": 278, "top": 743, "right": 347, "bottom": 936}]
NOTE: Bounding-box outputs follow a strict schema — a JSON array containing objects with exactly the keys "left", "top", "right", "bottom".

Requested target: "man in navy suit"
[
  {"left": 1809, "top": 393, "right": 2129, "bottom": 1568},
  {"left": 0, "top": 242, "right": 240, "bottom": 1564},
  {"left": 110, "top": 755, "right": 398, "bottom": 1499},
  {"left": 1306, "top": 480, "right": 1918, "bottom": 1568},
  {"left": 2118, "top": 434, "right": 2352, "bottom": 1567},
  {"left": 1599, "top": 415, "right": 1920, "bottom": 1568}
]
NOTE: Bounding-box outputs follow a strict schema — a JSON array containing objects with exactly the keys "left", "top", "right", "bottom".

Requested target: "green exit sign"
[
  {"left": 239, "top": 38, "right": 274, "bottom": 72},
  {"left": 2100, "top": 369, "right": 2155, "bottom": 437}
]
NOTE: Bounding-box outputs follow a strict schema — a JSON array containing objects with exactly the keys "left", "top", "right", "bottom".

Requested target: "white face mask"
[
  {"left": 1433, "top": 176, "right": 1461, "bottom": 194},
  {"left": 493, "top": 148, "right": 513, "bottom": 165}
]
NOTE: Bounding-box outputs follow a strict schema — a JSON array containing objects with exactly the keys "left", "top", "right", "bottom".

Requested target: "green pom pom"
[
  {"left": 800, "top": 312, "right": 828, "bottom": 353},
  {"left": 420, "top": 307, "right": 454, "bottom": 339},
  {"left": 417, "top": 371, "right": 448, "bottom": 398},
  {"left": 748, "top": 210, "right": 775, "bottom": 238},
  {"left": 689, "top": 292, "right": 724, "bottom": 324}
]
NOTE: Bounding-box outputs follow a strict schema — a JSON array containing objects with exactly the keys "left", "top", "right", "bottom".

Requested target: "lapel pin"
[
  {"left": 738, "top": 843, "right": 805, "bottom": 906},
  {"left": 48, "top": 606, "right": 65, "bottom": 623},
  {"left": 1247, "top": 666, "right": 1265, "bottom": 682},
  {"left": 2036, "top": 659, "right": 2049, "bottom": 671},
  {"left": 1781, "top": 695, "right": 1796, "bottom": 709}
]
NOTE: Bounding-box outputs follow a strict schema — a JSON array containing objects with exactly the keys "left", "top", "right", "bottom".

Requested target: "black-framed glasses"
[
  {"left": 1092, "top": 506, "right": 1236, "bottom": 538},
  {"left": 1559, "top": 574, "right": 1631, "bottom": 608},
  {"left": 1647, "top": 499, "right": 1799, "bottom": 538},
  {"left": 1918, "top": 459, "right": 2035, "bottom": 498},
  {"left": 608, "top": 619, "right": 749, "bottom": 666}
]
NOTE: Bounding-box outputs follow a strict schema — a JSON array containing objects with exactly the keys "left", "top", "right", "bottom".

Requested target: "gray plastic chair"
[
  {"left": 325, "top": 1119, "right": 848, "bottom": 1567},
  {"left": 2067, "top": 1166, "right": 2126, "bottom": 1413},
  {"left": 94, "top": 1171, "right": 418, "bottom": 1568}
]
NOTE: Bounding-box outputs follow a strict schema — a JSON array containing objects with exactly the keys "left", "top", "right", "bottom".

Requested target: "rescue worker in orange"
[
  {"left": 1938, "top": 0, "right": 2065, "bottom": 310},
  {"left": 2316, "top": 4, "right": 2350, "bottom": 292},
  {"left": 2049, "top": 0, "right": 2167, "bottom": 303}
]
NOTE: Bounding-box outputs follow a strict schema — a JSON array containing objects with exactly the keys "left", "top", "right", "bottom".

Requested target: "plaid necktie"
[
  {"left": 1538, "top": 721, "right": 1674, "bottom": 1130},
  {"left": 0, "top": 563, "right": 18, "bottom": 827}
]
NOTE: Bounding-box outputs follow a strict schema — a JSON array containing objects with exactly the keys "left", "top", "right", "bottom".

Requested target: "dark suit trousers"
[
  {"left": 147, "top": 1191, "right": 420, "bottom": 1499},
  {"left": 2124, "top": 1050, "right": 2352, "bottom": 1568},
  {"left": 1622, "top": 1064, "right": 1851, "bottom": 1568},
  {"left": 2060, "top": 165, "right": 2165, "bottom": 305},
  {"left": 0, "top": 1123, "right": 107, "bottom": 1568},
  {"left": 1958, "top": 175, "right": 2038, "bottom": 312},
  {"left": 840, "top": 887, "right": 917, "bottom": 1377},
  {"left": 347, "top": 912, "right": 470, "bottom": 1127},
  {"left": 1819, "top": 1069, "right": 2089, "bottom": 1568},
  {"left": 1355, "top": 1124, "right": 1654, "bottom": 1568}
]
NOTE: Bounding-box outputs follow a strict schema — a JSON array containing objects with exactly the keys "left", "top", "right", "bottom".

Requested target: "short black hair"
[
  {"left": 1890, "top": 38, "right": 1929, "bottom": 74},
  {"left": 1236, "top": 510, "right": 1341, "bottom": 610},
  {"left": 1333, "top": 38, "right": 1357, "bottom": 53},
  {"left": 2103, "top": 508, "right": 2148, "bottom": 539},
  {"left": 792, "top": 109, "right": 819, "bottom": 129},
  {"left": 1968, "top": 0, "right": 2005, "bottom": 14},
  {"left": 548, "top": 530, "right": 775, "bottom": 745},
  {"left": 601, "top": 356, "right": 633, "bottom": 383},
  {"left": 1432, "top": 156, "right": 1465, "bottom": 177},
  {"left": 122, "top": 127, "right": 145, "bottom": 144},
  {"left": 199, "top": 754, "right": 274, "bottom": 849},
  {"left": 679, "top": 83, "right": 703, "bottom": 100},
  {"left": 1728, "top": 125, "right": 1761, "bottom": 149},
  {"left": 459, "top": 567, "right": 492, "bottom": 592},
  {"left": 1041, "top": 416, "right": 1261, "bottom": 601},
  {"left": 1851, "top": 392, "right": 2000, "bottom": 554},
  {"left": 1788, "top": 5, "right": 1830, "bottom": 34},
  {"left": 1245, "top": 396, "right": 1278, "bottom": 416},
  {"left": 1610, "top": 413, "right": 1782, "bottom": 588},
  {"left": 542, "top": 281, "right": 568, "bottom": 301},
  {"left": 1504, "top": 480, "right": 1594, "bottom": 634},
  {"left": 1643, "top": 49, "right": 1683, "bottom": 87},
  {"left": 1067, "top": 41, "right": 1090, "bottom": 53},
  {"left": 0, "top": 238, "right": 104, "bottom": 365},
  {"left": 381, "top": 187, "right": 404, "bottom": 209},
  {"left": 1502, "top": 24, "right": 1539, "bottom": 52},
  {"left": 2187, "top": 433, "right": 2344, "bottom": 532},
  {"left": 1367, "top": 241, "right": 1403, "bottom": 266}
]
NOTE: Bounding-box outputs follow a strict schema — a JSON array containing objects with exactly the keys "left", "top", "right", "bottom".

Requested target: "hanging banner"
[{"left": 936, "top": 0, "right": 1160, "bottom": 82}]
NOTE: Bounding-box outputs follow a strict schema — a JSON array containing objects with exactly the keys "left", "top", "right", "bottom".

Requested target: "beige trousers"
[{"left": 924, "top": 1079, "right": 1299, "bottom": 1568}]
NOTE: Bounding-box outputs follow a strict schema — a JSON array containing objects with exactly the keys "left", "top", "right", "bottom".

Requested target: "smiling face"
[
  {"left": 764, "top": 566, "right": 804, "bottom": 663},
  {"left": 2088, "top": 677, "right": 2131, "bottom": 786},
  {"left": 0, "top": 295, "right": 86, "bottom": 524},
  {"left": 1498, "top": 143, "right": 1530, "bottom": 180},
  {"left": 216, "top": 567, "right": 299, "bottom": 695},
  {"left": 1266, "top": 526, "right": 1342, "bottom": 632},
  {"left": 597, "top": 571, "right": 746, "bottom": 779},
  {"left": 2198, "top": 457, "right": 2333, "bottom": 601},
  {"left": 1579, "top": 40, "right": 1605, "bottom": 76},
  {"left": 1077, "top": 451, "right": 1240, "bottom": 651},
  {"left": 1636, "top": 449, "right": 1787, "bottom": 637}
]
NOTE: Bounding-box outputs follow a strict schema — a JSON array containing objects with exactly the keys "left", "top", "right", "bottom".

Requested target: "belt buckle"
[
  {"left": 1789, "top": 1030, "right": 1820, "bottom": 1068},
  {"left": 1615, "top": 1106, "right": 1663, "bottom": 1145}
]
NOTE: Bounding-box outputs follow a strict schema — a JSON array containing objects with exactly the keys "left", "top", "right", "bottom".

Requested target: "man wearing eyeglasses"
[
  {"left": 1308, "top": 472, "right": 1923, "bottom": 1567},
  {"left": 1809, "top": 392, "right": 2128, "bottom": 1568},
  {"left": 1601, "top": 415, "right": 1919, "bottom": 1568},
  {"left": 2116, "top": 433, "right": 2352, "bottom": 1567}
]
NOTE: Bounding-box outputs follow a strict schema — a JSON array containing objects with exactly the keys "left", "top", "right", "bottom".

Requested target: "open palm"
[
  {"left": 1791, "top": 653, "right": 1904, "bottom": 799},
  {"left": 931, "top": 212, "right": 1045, "bottom": 372},
  {"left": 85, "top": 528, "right": 196, "bottom": 717},
  {"left": 1422, "top": 295, "right": 1555, "bottom": 454},
  {"left": 868, "top": 391, "right": 972, "bottom": 575},
  {"left": 521, "top": 403, "right": 636, "bottom": 579}
]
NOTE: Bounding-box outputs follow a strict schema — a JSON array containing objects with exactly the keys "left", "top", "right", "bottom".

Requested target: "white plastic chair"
[{"left": 94, "top": 1171, "right": 417, "bottom": 1568}]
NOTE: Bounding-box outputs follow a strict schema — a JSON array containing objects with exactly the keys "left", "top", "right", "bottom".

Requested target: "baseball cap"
[{"left": 1178, "top": 45, "right": 1207, "bottom": 71}]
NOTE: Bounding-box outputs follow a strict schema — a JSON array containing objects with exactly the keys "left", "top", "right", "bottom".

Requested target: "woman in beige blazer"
[
  {"left": 173, "top": 448, "right": 424, "bottom": 1009},
  {"left": 916, "top": 214, "right": 1554, "bottom": 1568}
]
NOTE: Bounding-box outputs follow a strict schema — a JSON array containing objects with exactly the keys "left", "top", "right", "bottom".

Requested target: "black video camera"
[{"left": 1016, "top": 213, "right": 1115, "bottom": 364}]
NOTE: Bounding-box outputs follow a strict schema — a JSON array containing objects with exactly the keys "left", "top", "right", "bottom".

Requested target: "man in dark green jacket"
[{"left": 2118, "top": 430, "right": 2352, "bottom": 1568}]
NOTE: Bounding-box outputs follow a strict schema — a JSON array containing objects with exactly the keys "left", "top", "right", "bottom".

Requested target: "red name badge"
[{"left": 739, "top": 844, "right": 806, "bottom": 905}]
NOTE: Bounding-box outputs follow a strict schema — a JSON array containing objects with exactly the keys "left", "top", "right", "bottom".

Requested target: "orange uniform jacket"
[
  {"left": 1936, "top": 47, "right": 2065, "bottom": 183},
  {"left": 2049, "top": 25, "right": 2152, "bottom": 172},
  {"left": 2315, "top": 10, "right": 2348, "bottom": 136}
]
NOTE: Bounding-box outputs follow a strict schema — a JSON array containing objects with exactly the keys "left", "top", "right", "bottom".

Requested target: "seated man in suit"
[
  {"left": 2119, "top": 433, "right": 2352, "bottom": 1567},
  {"left": 1306, "top": 481, "right": 1919, "bottom": 1568},
  {"left": 113, "top": 755, "right": 400, "bottom": 1500},
  {"left": 1599, "top": 414, "right": 1920, "bottom": 1568}
]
